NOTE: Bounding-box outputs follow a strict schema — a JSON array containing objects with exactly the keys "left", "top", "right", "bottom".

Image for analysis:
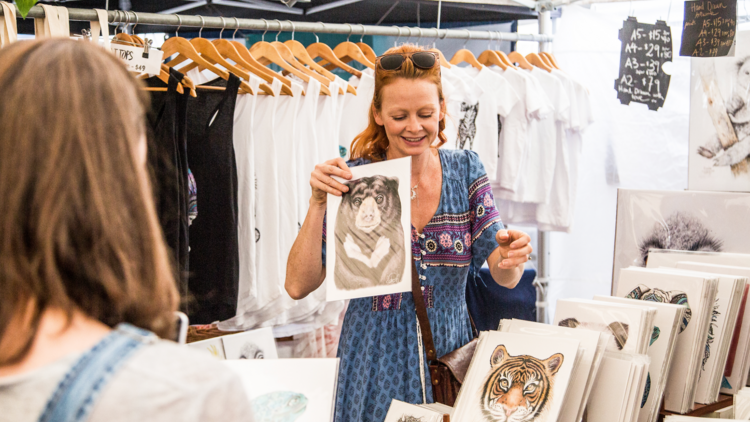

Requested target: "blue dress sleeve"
[{"left": 465, "top": 151, "right": 504, "bottom": 270}]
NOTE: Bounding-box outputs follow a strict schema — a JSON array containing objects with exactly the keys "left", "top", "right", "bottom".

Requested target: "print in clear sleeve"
[
  {"left": 479, "top": 345, "right": 564, "bottom": 422},
  {"left": 334, "top": 175, "right": 405, "bottom": 290},
  {"left": 326, "top": 157, "right": 412, "bottom": 301}
]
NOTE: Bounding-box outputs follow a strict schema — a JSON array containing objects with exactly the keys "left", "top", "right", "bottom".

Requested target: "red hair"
[{"left": 349, "top": 44, "right": 447, "bottom": 162}]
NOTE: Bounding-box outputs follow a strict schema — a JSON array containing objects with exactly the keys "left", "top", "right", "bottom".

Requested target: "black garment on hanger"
[
  {"left": 145, "top": 68, "right": 190, "bottom": 302},
  {"left": 186, "top": 74, "right": 241, "bottom": 324}
]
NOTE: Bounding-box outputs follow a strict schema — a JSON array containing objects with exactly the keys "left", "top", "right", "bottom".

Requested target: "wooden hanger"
[
  {"left": 449, "top": 30, "right": 483, "bottom": 70},
  {"left": 507, "top": 51, "right": 534, "bottom": 70},
  {"left": 0, "top": 1, "right": 18, "bottom": 46},
  {"left": 449, "top": 49, "right": 483, "bottom": 70},
  {"left": 162, "top": 16, "right": 254, "bottom": 95},
  {"left": 332, "top": 25, "right": 375, "bottom": 69},
  {"left": 541, "top": 52, "right": 562, "bottom": 70},
  {"left": 353, "top": 24, "right": 377, "bottom": 63},
  {"left": 525, "top": 53, "right": 553, "bottom": 72},
  {"left": 306, "top": 23, "right": 362, "bottom": 78},
  {"left": 477, "top": 50, "right": 508, "bottom": 70},
  {"left": 284, "top": 39, "right": 349, "bottom": 95}
]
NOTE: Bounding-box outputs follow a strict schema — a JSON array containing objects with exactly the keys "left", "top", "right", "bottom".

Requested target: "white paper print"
[
  {"left": 326, "top": 157, "right": 412, "bottom": 301},
  {"left": 220, "top": 327, "right": 279, "bottom": 360},
  {"left": 689, "top": 31, "right": 750, "bottom": 192},
  {"left": 185, "top": 338, "right": 226, "bottom": 360},
  {"left": 225, "top": 358, "right": 339, "bottom": 422},
  {"left": 612, "top": 188, "right": 750, "bottom": 292}
]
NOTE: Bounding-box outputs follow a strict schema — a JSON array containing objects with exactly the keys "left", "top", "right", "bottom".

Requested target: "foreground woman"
[
  {"left": 286, "top": 44, "right": 533, "bottom": 422},
  {"left": 0, "top": 40, "right": 253, "bottom": 421}
]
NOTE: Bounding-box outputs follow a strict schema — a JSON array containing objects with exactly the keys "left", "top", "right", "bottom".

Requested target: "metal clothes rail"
[{"left": 1, "top": 5, "right": 554, "bottom": 43}]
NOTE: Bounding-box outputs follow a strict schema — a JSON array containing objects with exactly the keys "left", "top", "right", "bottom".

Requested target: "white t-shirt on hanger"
[
  {"left": 316, "top": 79, "right": 343, "bottom": 163},
  {"left": 454, "top": 65, "right": 520, "bottom": 180},
  {"left": 535, "top": 71, "right": 593, "bottom": 233},
  {"left": 232, "top": 76, "right": 261, "bottom": 316},
  {"left": 497, "top": 67, "right": 568, "bottom": 204},
  {"left": 338, "top": 69, "right": 374, "bottom": 160},
  {"left": 489, "top": 66, "right": 551, "bottom": 193},
  {"left": 441, "top": 66, "right": 482, "bottom": 148},
  {"left": 219, "top": 78, "right": 285, "bottom": 330},
  {"left": 295, "top": 79, "right": 322, "bottom": 228}
]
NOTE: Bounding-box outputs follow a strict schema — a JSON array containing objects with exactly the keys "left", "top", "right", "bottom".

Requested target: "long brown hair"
[
  {"left": 349, "top": 44, "right": 447, "bottom": 162},
  {"left": 0, "top": 39, "right": 179, "bottom": 365}
]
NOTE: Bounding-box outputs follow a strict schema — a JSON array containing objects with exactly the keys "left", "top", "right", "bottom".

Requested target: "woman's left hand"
[{"left": 494, "top": 229, "right": 533, "bottom": 270}]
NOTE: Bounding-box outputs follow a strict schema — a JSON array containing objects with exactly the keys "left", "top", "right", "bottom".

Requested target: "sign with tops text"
[
  {"left": 615, "top": 17, "right": 673, "bottom": 111},
  {"left": 680, "top": 0, "right": 736, "bottom": 57}
]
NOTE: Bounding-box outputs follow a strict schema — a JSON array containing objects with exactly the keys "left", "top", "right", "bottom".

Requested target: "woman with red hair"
[{"left": 286, "top": 44, "right": 532, "bottom": 422}]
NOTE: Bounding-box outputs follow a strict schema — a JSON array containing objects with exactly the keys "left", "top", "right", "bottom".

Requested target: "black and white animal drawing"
[
  {"left": 558, "top": 318, "right": 630, "bottom": 351},
  {"left": 697, "top": 56, "right": 750, "bottom": 167},
  {"left": 397, "top": 416, "right": 424, "bottom": 422},
  {"left": 637, "top": 212, "right": 723, "bottom": 267},
  {"left": 334, "top": 176, "right": 405, "bottom": 290},
  {"left": 239, "top": 342, "right": 264, "bottom": 359},
  {"left": 458, "top": 102, "right": 479, "bottom": 150}
]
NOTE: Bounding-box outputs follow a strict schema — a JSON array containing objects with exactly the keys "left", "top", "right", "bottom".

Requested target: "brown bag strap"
[{"left": 412, "top": 257, "right": 437, "bottom": 361}]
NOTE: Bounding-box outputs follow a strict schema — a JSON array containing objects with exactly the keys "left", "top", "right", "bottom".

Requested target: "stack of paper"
[
  {"left": 224, "top": 358, "right": 339, "bottom": 422},
  {"left": 674, "top": 262, "right": 750, "bottom": 395},
  {"left": 647, "top": 264, "right": 748, "bottom": 404},
  {"left": 735, "top": 387, "right": 750, "bottom": 419},
  {"left": 451, "top": 331, "right": 581, "bottom": 422},
  {"left": 617, "top": 267, "right": 718, "bottom": 413},
  {"left": 665, "top": 417, "right": 743, "bottom": 422},
  {"left": 385, "top": 400, "right": 451, "bottom": 422},
  {"left": 594, "top": 295, "right": 684, "bottom": 422},
  {"left": 553, "top": 298, "right": 657, "bottom": 354},
  {"left": 585, "top": 351, "right": 651, "bottom": 422},
  {"left": 498, "top": 319, "right": 607, "bottom": 422},
  {"left": 185, "top": 327, "right": 278, "bottom": 360}
]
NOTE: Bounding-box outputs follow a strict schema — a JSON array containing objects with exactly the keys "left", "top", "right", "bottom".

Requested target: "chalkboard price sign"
[
  {"left": 680, "top": 0, "right": 736, "bottom": 57},
  {"left": 615, "top": 17, "right": 673, "bottom": 111}
]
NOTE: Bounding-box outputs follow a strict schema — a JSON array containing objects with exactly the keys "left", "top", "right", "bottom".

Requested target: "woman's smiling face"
[{"left": 373, "top": 77, "right": 445, "bottom": 158}]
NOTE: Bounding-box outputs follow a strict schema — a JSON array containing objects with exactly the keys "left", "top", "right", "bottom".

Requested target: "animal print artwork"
[
  {"left": 637, "top": 212, "right": 722, "bottom": 267},
  {"left": 558, "top": 318, "right": 630, "bottom": 351},
  {"left": 334, "top": 176, "right": 405, "bottom": 290},
  {"left": 479, "top": 345, "right": 564, "bottom": 422},
  {"left": 703, "top": 300, "right": 721, "bottom": 371},
  {"left": 397, "top": 416, "right": 424, "bottom": 422},
  {"left": 239, "top": 342, "right": 264, "bottom": 359},
  {"left": 458, "top": 102, "right": 479, "bottom": 150},
  {"left": 626, "top": 284, "right": 692, "bottom": 333},
  {"left": 252, "top": 391, "right": 307, "bottom": 422}
]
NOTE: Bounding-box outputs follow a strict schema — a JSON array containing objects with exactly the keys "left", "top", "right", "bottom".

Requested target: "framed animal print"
[
  {"left": 688, "top": 31, "right": 750, "bottom": 192},
  {"left": 224, "top": 358, "right": 339, "bottom": 422},
  {"left": 612, "top": 188, "right": 750, "bottom": 294},
  {"left": 326, "top": 157, "right": 412, "bottom": 301},
  {"left": 220, "top": 327, "right": 279, "bottom": 360},
  {"left": 451, "top": 331, "right": 580, "bottom": 422}
]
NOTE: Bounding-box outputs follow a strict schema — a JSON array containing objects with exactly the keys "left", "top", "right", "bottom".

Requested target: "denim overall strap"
[{"left": 37, "top": 323, "right": 156, "bottom": 422}]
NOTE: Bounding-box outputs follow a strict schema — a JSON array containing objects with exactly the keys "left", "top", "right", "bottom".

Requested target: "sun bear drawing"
[
  {"left": 479, "top": 345, "right": 564, "bottom": 422},
  {"left": 334, "top": 175, "right": 405, "bottom": 290}
]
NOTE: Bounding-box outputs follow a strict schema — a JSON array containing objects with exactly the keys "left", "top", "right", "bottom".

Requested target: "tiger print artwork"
[
  {"left": 479, "top": 345, "right": 564, "bottom": 422},
  {"left": 458, "top": 102, "right": 479, "bottom": 150}
]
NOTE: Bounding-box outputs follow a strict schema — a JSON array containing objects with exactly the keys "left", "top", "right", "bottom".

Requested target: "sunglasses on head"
[{"left": 376, "top": 51, "right": 439, "bottom": 71}]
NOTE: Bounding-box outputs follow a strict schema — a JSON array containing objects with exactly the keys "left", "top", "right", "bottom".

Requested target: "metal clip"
[
  {"left": 81, "top": 28, "right": 92, "bottom": 41},
  {"left": 142, "top": 38, "right": 152, "bottom": 59}
]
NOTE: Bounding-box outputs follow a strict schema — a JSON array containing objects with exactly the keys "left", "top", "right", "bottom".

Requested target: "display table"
[{"left": 658, "top": 394, "right": 733, "bottom": 420}]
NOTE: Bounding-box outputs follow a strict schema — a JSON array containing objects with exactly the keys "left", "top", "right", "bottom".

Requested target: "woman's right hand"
[{"left": 310, "top": 158, "right": 353, "bottom": 207}]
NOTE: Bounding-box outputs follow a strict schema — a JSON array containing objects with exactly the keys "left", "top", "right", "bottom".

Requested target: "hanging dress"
[
  {"left": 323, "top": 149, "right": 504, "bottom": 422},
  {"left": 185, "top": 74, "right": 241, "bottom": 324}
]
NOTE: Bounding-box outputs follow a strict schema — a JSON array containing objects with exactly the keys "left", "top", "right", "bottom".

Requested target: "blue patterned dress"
[{"left": 322, "top": 149, "right": 503, "bottom": 422}]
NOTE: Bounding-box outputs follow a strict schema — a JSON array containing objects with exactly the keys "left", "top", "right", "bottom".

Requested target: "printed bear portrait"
[{"left": 334, "top": 175, "right": 405, "bottom": 290}]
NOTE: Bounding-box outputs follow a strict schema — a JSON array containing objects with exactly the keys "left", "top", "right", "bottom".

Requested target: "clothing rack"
[
  {"left": 2, "top": 5, "right": 554, "bottom": 44},
  {"left": 3, "top": 2, "right": 556, "bottom": 324}
]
